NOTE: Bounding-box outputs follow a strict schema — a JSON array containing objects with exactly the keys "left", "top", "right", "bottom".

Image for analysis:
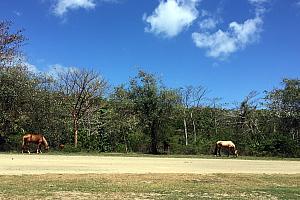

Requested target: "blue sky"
[{"left": 1, "top": 0, "right": 300, "bottom": 105}]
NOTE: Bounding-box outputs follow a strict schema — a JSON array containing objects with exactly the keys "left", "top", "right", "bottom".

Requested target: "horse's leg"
[
  {"left": 27, "top": 144, "right": 30, "bottom": 154},
  {"left": 40, "top": 146, "right": 42, "bottom": 154},
  {"left": 218, "top": 147, "right": 221, "bottom": 156},
  {"left": 38, "top": 142, "right": 43, "bottom": 154},
  {"left": 24, "top": 143, "right": 30, "bottom": 154},
  {"left": 21, "top": 142, "right": 27, "bottom": 154},
  {"left": 37, "top": 143, "right": 40, "bottom": 154},
  {"left": 22, "top": 138, "right": 25, "bottom": 154},
  {"left": 230, "top": 147, "right": 234, "bottom": 156},
  {"left": 214, "top": 144, "right": 218, "bottom": 156}
]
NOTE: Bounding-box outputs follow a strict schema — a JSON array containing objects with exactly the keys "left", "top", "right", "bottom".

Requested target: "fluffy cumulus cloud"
[
  {"left": 47, "top": 64, "right": 77, "bottom": 77},
  {"left": 192, "top": 17, "right": 263, "bottom": 58},
  {"left": 144, "top": 0, "right": 201, "bottom": 38},
  {"left": 53, "top": 0, "right": 96, "bottom": 16},
  {"left": 24, "top": 62, "right": 39, "bottom": 74},
  {"left": 198, "top": 18, "right": 218, "bottom": 30},
  {"left": 23, "top": 62, "right": 75, "bottom": 77},
  {"left": 192, "top": 0, "right": 268, "bottom": 59},
  {"left": 248, "top": 0, "right": 269, "bottom": 4}
]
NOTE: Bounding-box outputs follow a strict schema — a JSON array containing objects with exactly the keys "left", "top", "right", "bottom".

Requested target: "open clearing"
[
  {"left": 0, "top": 154, "right": 299, "bottom": 199},
  {"left": 0, "top": 154, "right": 300, "bottom": 174},
  {"left": 1, "top": 173, "right": 300, "bottom": 200}
]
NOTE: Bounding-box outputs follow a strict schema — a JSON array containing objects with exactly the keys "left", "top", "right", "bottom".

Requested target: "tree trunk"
[
  {"left": 150, "top": 121, "right": 158, "bottom": 154},
  {"left": 183, "top": 110, "right": 188, "bottom": 146},
  {"left": 73, "top": 115, "right": 79, "bottom": 148},
  {"left": 191, "top": 112, "right": 196, "bottom": 143},
  {"left": 214, "top": 114, "right": 217, "bottom": 134},
  {"left": 124, "top": 135, "right": 128, "bottom": 153},
  {"left": 184, "top": 118, "right": 188, "bottom": 146}
]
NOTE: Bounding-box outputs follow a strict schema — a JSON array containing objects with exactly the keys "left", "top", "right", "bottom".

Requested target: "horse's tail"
[
  {"left": 214, "top": 143, "right": 218, "bottom": 155},
  {"left": 21, "top": 135, "right": 27, "bottom": 152},
  {"left": 22, "top": 133, "right": 29, "bottom": 145},
  {"left": 22, "top": 135, "right": 25, "bottom": 147}
]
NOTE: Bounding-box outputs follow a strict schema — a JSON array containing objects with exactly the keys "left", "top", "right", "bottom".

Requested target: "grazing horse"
[
  {"left": 59, "top": 144, "right": 65, "bottom": 150},
  {"left": 214, "top": 141, "right": 238, "bottom": 157},
  {"left": 22, "top": 133, "right": 49, "bottom": 154}
]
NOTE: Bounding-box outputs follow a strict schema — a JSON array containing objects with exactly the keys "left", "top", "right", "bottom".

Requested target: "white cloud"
[
  {"left": 199, "top": 18, "right": 218, "bottom": 30},
  {"left": 248, "top": 0, "right": 269, "bottom": 4},
  {"left": 13, "top": 11, "right": 22, "bottom": 16},
  {"left": 144, "top": 0, "right": 201, "bottom": 38},
  {"left": 192, "top": 17, "right": 262, "bottom": 58},
  {"left": 21, "top": 62, "right": 78, "bottom": 77},
  {"left": 192, "top": 0, "right": 267, "bottom": 59},
  {"left": 47, "top": 64, "right": 77, "bottom": 78},
  {"left": 249, "top": 0, "right": 270, "bottom": 16},
  {"left": 53, "top": 0, "right": 96, "bottom": 16},
  {"left": 24, "top": 62, "right": 40, "bottom": 74}
]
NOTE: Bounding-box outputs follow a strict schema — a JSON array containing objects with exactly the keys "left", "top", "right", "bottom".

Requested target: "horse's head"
[
  {"left": 41, "top": 136, "right": 49, "bottom": 152},
  {"left": 43, "top": 145, "right": 49, "bottom": 152},
  {"left": 234, "top": 150, "right": 238, "bottom": 157}
]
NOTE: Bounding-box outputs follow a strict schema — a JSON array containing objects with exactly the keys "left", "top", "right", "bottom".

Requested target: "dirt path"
[{"left": 0, "top": 154, "right": 299, "bottom": 175}]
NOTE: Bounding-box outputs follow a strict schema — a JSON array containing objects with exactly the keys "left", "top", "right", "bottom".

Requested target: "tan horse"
[
  {"left": 214, "top": 141, "right": 238, "bottom": 157},
  {"left": 22, "top": 133, "right": 49, "bottom": 154}
]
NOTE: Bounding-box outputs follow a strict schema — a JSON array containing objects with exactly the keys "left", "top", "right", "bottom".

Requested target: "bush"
[
  {"left": 61, "top": 144, "right": 81, "bottom": 153},
  {"left": 0, "top": 134, "right": 23, "bottom": 152},
  {"left": 248, "top": 134, "right": 299, "bottom": 157},
  {"left": 128, "top": 133, "right": 150, "bottom": 153}
]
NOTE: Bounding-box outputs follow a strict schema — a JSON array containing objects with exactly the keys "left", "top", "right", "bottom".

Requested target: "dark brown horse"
[
  {"left": 214, "top": 141, "right": 238, "bottom": 157},
  {"left": 59, "top": 144, "right": 65, "bottom": 150},
  {"left": 22, "top": 133, "right": 49, "bottom": 154}
]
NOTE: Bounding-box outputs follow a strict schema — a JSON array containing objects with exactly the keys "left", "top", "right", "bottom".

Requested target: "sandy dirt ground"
[{"left": 0, "top": 154, "right": 299, "bottom": 175}]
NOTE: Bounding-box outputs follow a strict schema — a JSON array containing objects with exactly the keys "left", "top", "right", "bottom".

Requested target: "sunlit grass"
[{"left": 0, "top": 173, "right": 299, "bottom": 199}]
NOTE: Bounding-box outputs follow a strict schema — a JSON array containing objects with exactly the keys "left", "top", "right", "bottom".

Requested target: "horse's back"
[
  {"left": 217, "top": 141, "right": 235, "bottom": 148},
  {"left": 23, "top": 133, "right": 43, "bottom": 142},
  {"left": 22, "top": 134, "right": 32, "bottom": 140}
]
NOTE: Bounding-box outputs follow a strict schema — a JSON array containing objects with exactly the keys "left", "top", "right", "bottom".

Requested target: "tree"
[
  {"left": 266, "top": 79, "right": 300, "bottom": 141},
  {"left": 0, "top": 20, "right": 25, "bottom": 67},
  {"left": 0, "top": 67, "right": 34, "bottom": 134},
  {"left": 0, "top": 21, "right": 29, "bottom": 150},
  {"left": 126, "top": 71, "right": 180, "bottom": 154},
  {"left": 0, "top": 21, "right": 68, "bottom": 151},
  {"left": 107, "top": 85, "right": 140, "bottom": 152},
  {"left": 179, "top": 85, "right": 207, "bottom": 145},
  {"left": 238, "top": 91, "right": 259, "bottom": 134},
  {"left": 57, "top": 68, "right": 107, "bottom": 148}
]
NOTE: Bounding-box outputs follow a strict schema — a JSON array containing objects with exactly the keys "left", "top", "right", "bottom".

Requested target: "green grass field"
[{"left": 0, "top": 173, "right": 299, "bottom": 199}]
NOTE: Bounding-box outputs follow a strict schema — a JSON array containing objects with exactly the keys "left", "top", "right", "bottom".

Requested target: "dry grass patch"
[{"left": 0, "top": 174, "right": 299, "bottom": 199}]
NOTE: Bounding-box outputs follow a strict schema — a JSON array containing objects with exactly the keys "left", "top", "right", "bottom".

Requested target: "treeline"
[{"left": 0, "top": 21, "right": 299, "bottom": 156}]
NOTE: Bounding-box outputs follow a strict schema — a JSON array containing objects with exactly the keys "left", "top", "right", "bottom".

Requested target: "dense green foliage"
[{"left": 0, "top": 21, "right": 299, "bottom": 156}]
